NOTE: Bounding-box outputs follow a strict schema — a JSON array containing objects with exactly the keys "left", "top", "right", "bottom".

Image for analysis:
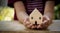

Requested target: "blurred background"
[{"left": 0, "top": 0, "right": 60, "bottom": 21}]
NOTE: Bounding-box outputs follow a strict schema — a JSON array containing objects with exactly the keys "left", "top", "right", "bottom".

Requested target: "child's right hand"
[{"left": 23, "top": 18, "right": 36, "bottom": 29}]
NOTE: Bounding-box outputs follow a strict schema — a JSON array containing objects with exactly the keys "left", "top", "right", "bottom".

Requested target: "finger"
[
  {"left": 24, "top": 18, "right": 29, "bottom": 23},
  {"left": 42, "top": 16, "right": 51, "bottom": 26},
  {"left": 37, "top": 25, "right": 42, "bottom": 28},
  {"left": 43, "top": 16, "right": 50, "bottom": 22},
  {"left": 24, "top": 21, "right": 31, "bottom": 26},
  {"left": 41, "top": 22, "right": 49, "bottom": 28},
  {"left": 46, "top": 16, "right": 50, "bottom": 20},
  {"left": 42, "top": 17, "right": 50, "bottom": 24},
  {"left": 41, "top": 16, "right": 51, "bottom": 28},
  {"left": 27, "top": 24, "right": 32, "bottom": 28},
  {"left": 31, "top": 24, "right": 37, "bottom": 29},
  {"left": 44, "top": 15, "right": 50, "bottom": 20},
  {"left": 31, "top": 26, "right": 35, "bottom": 29},
  {"left": 26, "top": 21, "right": 31, "bottom": 24},
  {"left": 42, "top": 20, "right": 49, "bottom": 26},
  {"left": 42, "top": 16, "right": 47, "bottom": 22},
  {"left": 24, "top": 18, "right": 27, "bottom": 23},
  {"left": 42, "top": 20, "right": 48, "bottom": 24}
]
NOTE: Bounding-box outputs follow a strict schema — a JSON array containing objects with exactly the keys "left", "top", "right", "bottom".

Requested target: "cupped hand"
[
  {"left": 37, "top": 15, "right": 52, "bottom": 29},
  {"left": 23, "top": 18, "right": 37, "bottom": 29}
]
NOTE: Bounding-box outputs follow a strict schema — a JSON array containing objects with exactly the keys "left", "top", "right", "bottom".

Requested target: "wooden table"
[{"left": 0, "top": 20, "right": 60, "bottom": 33}]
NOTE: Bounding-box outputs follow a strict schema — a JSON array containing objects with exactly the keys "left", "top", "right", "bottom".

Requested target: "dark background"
[
  {"left": 55, "top": 0, "right": 60, "bottom": 5},
  {"left": 0, "top": 0, "right": 60, "bottom": 20}
]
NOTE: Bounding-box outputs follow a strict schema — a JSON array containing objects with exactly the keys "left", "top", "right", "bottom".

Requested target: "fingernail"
[
  {"left": 42, "top": 20, "right": 47, "bottom": 24},
  {"left": 44, "top": 20, "right": 47, "bottom": 22}
]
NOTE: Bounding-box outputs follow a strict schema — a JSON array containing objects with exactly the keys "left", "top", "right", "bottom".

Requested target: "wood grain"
[{"left": 0, "top": 20, "right": 60, "bottom": 33}]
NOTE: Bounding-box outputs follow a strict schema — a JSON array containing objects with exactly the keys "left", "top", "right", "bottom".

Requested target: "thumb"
[
  {"left": 42, "top": 16, "right": 50, "bottom": 23},
  {"left": 24, "top": 18, "right": 27, "bottom": 23}
]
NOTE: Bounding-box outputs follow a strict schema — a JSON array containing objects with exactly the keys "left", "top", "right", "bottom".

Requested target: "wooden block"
[{"left": 29, "top": 8, "right": 43, "bottom": 24}]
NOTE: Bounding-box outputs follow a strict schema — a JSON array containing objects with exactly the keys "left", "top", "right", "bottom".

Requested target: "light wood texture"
[{"left": 0, "top": 20, "right": 60, "bottom": 33}]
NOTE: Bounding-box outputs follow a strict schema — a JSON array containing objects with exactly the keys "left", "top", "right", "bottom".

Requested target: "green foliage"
[
  {"left": 0, "top": 7, "right": 14, "bottom": 21},
  {"left": 54, "top": 4, "right": 60, "bottom": 19}
]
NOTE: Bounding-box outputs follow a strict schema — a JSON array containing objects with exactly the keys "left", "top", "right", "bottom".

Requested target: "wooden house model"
[{"left": 29, "top": 8, "right": 43, "bottom": 24}]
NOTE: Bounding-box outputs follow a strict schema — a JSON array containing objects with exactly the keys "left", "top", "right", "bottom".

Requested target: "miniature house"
[{"left": 29, "top": 8, "right": 43, "bottom": 24}]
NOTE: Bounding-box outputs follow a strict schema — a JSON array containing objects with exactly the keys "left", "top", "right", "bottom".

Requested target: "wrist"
[{"left": 44, "top": 13, "right": 53, "bottom": 20}]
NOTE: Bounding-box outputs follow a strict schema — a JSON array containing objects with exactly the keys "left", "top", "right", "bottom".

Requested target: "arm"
[
  {"left": 14, "top": 1, "right": 28, "bottom": 23},
  {"left": 44, "top": 1, "right": 55, "bottom": 20},
  {"left": 38, "top": 1, "right": 55, "bottom": 29},
  {"left": 14, "top": 1, "right": 37, "bottom": 29}
]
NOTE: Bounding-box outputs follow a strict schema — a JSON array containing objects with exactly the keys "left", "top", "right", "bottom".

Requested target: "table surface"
[{"left": 0, "top": 20, "right": 60, "bottom": 33}]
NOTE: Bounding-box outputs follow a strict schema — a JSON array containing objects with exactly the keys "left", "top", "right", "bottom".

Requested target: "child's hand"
[
  {"left": 23, "top": 18, "right": 36, "bottom": 29},
  {"left": 37, "top": 15, "right": 52, "bottom": 29}
]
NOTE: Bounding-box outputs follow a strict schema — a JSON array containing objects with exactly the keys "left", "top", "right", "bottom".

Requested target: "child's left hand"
[{"left": 37, "top": 15, "right": 52, "bottom": 29}]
